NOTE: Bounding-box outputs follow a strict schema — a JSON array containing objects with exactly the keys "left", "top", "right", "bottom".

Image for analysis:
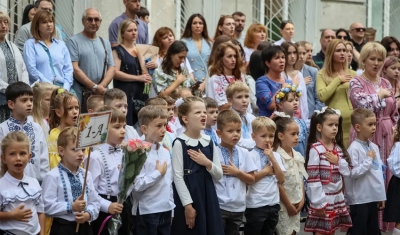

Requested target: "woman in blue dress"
[
  {"left": 256, "top": 45, "right": 292, "bottom": 117},
  {"left": 181, "top": 14, "right": 213, "bottom": 95},
  {"left": 171, "top": 97, "right": 224, "bottom": 235}
]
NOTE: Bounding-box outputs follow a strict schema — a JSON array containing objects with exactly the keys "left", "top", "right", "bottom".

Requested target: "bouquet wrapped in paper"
[{"left": 108, "top": 139, "right": 151, "bottom": 235}]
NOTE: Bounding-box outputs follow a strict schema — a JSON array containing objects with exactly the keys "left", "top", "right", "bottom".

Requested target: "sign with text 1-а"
[{"left": 76, "top": 111, "right": 112, "bottom": 149}]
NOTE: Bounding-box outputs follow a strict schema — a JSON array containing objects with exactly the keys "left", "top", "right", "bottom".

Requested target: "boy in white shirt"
[
  {"left": 214, "top": 110, "right": 257, "bottom": 235},
  {"left": 133, "top": 105, "right": 175, "bottom": 235},
  {"left": 202, "top": 97, "right": 220, "bottom": 146},
  {"left": 345, "top": 108, "right": 386, "bottom": 235},
  {"left": 86, "top": 107, "right": 131, "bottom": 235},
  {"left": 104, "top": 88, "right": 140, "bottom": 140},
  {"left": 226, "top": 81, "right": 256, "bottom": 150},
  {"left": 42, "top": 127, "right": 100, "bottom": 235},
  {"left": 245, "top": 116, "right": 285, "bottom": 235},
  {"left": 0, "top": 81, "right": 49, "bottom": 182}
]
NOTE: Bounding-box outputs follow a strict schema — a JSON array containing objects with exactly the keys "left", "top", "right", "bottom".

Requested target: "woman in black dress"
[{"left": 112, "top": 19, "right": 151, "bottom": 126}]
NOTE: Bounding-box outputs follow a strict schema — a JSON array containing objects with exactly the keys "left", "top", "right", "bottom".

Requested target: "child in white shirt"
[
  {"left": 214, "top": 110, "right": 257, "bottom": 235},
  {"left": 245, "top": 116, "right": 286, "bottom": 235},
  {"left": 42, "top": 127, "right": 100, "bottom": 235},
  {"left": 202, "top": 97, "right": 220, "bottom": 146},
  {"left": 0, "top": 132, "right": 45, "bottom": 235},
  {"left": 226, "top": 82, "right": 256, "bottom": 150},
  {"left": 0, "top": 81, "right": 49, "bottom": 182},
  {"left": 87, "top": 107, "right": 131, "bottom": 235},
  {"left": 133, "top": 105, "right": 175, "bottom": 235},
  {"left": 345, "top": 108, "right": 386, "bottom": 235}
]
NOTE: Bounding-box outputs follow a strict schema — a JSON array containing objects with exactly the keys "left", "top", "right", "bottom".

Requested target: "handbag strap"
[
  {"left": 99, "top": 37, "right": 107, "bottom": 84},
  {"left": 40, "top": 43, "right": 57, "bottom": 84}
]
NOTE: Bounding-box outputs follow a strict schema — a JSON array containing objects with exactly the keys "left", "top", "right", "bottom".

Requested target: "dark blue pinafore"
[{"left": 171, "top": 138, "right": 224, "bottom": 235}]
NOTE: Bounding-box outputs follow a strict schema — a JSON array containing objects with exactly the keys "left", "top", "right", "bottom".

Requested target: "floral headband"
[
  {"left": 275, "top": 84, "right": 302, "bottom": 103},
  {"left": 314, "top": 106, "right": 341, "bottom": 116}
]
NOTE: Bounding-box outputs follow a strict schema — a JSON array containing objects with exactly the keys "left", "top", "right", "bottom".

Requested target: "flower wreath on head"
[{"left": 275, "top": 84, "right": 302, "bottom": 103}]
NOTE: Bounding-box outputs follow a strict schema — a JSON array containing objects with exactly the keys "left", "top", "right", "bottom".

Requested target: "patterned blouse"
[
  {"left": 153, "top": 66, "right": 192, "bottom": 94},
  {"left": 0, "top": 42, "right": 17, "bottom": 84}
]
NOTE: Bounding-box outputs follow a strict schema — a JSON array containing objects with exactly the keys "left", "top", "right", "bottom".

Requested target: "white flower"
[{"left": 273, "top": 111, "right": 291, "bottom": 118}]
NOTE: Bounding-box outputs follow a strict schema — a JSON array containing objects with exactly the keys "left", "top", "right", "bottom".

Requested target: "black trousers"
[
  {"left": 50, "top": 218, "right": 92, "bottom": 235},
  {"left": 244, "top": 204, "right": 280, "bottom": 235},
  {"left": 348, "top": 202, "right": 380, "bottom": 235}
]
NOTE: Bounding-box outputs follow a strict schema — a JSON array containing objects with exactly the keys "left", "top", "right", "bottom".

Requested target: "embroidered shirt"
[
  {"left": 42, "top": 163, "right": 100, "bottom": 222},
  {"left": 87, "top": 143, "right": 122, "bottom": 213},
  {"left": 202, "top": 128, "right": 220, "bottom": 147},
  {"left": 0, "top": 117, "right": 49, "bottom": 181},
  {"left": 0, "top": 172, "right": 43, "bottom": 235},
  {"left": 214, "top": 145, "right": 257, "bottom": 212}
]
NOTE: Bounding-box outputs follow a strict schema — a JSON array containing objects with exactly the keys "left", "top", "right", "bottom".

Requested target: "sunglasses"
[
  {"left": 86, "top": 17, "right": 101, "bottom": 23},
  {"left": 337, "top": 35, "right": 348, "bottom": 40},
  {"left": 353, "top": 27, "right": 366, "bottom": 32}
]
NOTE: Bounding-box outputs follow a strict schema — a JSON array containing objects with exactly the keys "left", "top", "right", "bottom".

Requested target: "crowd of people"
[{"left": 0, "top": 0, "right": 400, "bottom": 235}]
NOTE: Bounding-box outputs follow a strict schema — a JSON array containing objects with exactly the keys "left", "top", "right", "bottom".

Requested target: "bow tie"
[
  {"left": 109, "top": 146, "right": 122, "bottom": 154},
  {"left": 19, "top": 181, "right": 31, "bottom": 196}
]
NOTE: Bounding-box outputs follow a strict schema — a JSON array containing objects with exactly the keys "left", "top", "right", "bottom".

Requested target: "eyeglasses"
[
  {"left": 337, "top": 36, "right": 348, "bottom": 40},
  {"left": 86, "top": 17, "right": 101, "bottom": 23},
  {"left": 353, "top": 27, "right": 366, "bottom": 32}
]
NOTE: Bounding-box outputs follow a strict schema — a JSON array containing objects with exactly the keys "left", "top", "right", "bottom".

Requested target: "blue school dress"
[{"left": 171, "top": 137, "right": 224, "bottom": 235}]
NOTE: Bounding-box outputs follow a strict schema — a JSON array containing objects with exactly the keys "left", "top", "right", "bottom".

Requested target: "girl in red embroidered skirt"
[{"left": 304, "top": 107, "right": 353, "bottom": 235}]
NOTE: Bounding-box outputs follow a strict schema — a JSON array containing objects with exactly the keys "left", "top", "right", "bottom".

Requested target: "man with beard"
[
  {"left": 66, "top": 8, "right": 115, "bottom": 112},
  {"left": 108, "top": 0, "right": 148, "bottom": 47},
  {"left": 233, "top": 11, "right": 246, "bottom": 45}
]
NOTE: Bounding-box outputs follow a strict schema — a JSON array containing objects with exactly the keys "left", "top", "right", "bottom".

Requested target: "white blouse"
[
  {"left": 0, "top": 172, "right": 43, "bottom": 235},
  {"left": 172, "top": 134, "right": 222, "bottom": 206}
]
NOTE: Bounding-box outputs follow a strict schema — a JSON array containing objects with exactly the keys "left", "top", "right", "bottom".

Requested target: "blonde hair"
[
  {"left": 178, "top": 97, "right": 205, "bottom": 127},
  {"left": 138, "top": 105, "right": 168, "bottom": 126},
  {"left": 321, "top": 39, "right": 349, "bottom": 84},
  {"left": 252, "top": 116, "right": 276, "bottom": 133},
  {"left": 0, "top": 11, "right": 11, "bottom": 28},
  {"left": 49, "top": 89, "right": 79, "bottom": 130},
  {"left": 87, "top": 95, "right": 104, "bottom": 112},
  {"left": 225, "top": 81, "right": 249, "bottom": 99},
  {"left": 32, "top": 82, "right": 58, "bottom": 133},
  {"left": 97, "top": 106, "right": 126, "bottom": 124},
  {"left": 244, "top": 23, "right": 267, "bottom": 49},
  {"left": 117, "top": 19, "right": 137, "bottom": 44},
  {"left": 351, "top": 108, "right": 375, "bottom": 127},
  {"left": 216, "top": 109, "right": 241, "bottom": 130},
  {"left": 104, "top": 88, "right": 127, "bottom": 105},
  {"left": 145, "top": 97, "right": 168, "bottom": 106},
  {"left": 1, "top": 132, "right": 31, "bottom": 176},
  {"left": 57, "top": 127, "right": 77, "bottom": 149},
  {"left": 31, "top": 10, "right": 56, "bottom": 41},
  {"left": 358, "top": 42, "right": 387, "bottom": 70}
]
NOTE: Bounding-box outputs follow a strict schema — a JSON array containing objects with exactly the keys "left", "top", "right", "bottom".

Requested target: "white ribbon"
[
  {"left": 273, "top": 111, "right": 291, "bottom": 118},
  {"left": 314, "top": 106, "right": 341, "bottom": 116},
  {"left": 175, "top": 98, "right": 184, "bottom": 108}
]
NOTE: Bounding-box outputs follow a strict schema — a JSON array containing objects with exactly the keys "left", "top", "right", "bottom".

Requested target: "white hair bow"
[
  {"left": 175, "top": 98, "right": 184, "bottom": 108},
  {"left": 314, "top": 106, "right": 341, "bottom": 116},
  {"left": 273, "top": 111, "right": 291, "bottom": 118}
]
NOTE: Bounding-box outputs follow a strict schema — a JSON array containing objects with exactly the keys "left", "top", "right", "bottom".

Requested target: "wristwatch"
[{"left": 92, "top": 84, "right": 98, "bottom": 92}]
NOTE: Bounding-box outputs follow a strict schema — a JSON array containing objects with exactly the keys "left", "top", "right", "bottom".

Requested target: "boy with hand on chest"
[
  {"left": 132, "top": 105, "right": 175, "bottom": 235},
  {"left": 214, "top": 110, "right": 257, "bottom": 235}
]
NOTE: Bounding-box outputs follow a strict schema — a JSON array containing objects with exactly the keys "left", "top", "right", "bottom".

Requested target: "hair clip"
[
  {"left": 57, "top": 88, "right": 65, "bottom": 94},
  {"left": 273, "top": 111, "right": 291, "bottom": 118},
  {"left": 275, "top": 84, "right": 301, "bottom": 103},
  {"left": 314, "top": 107, "right": 341, "bottom": 117},
  {"left": 175, "top": 98, "right": 184, "bottom": 108}
]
